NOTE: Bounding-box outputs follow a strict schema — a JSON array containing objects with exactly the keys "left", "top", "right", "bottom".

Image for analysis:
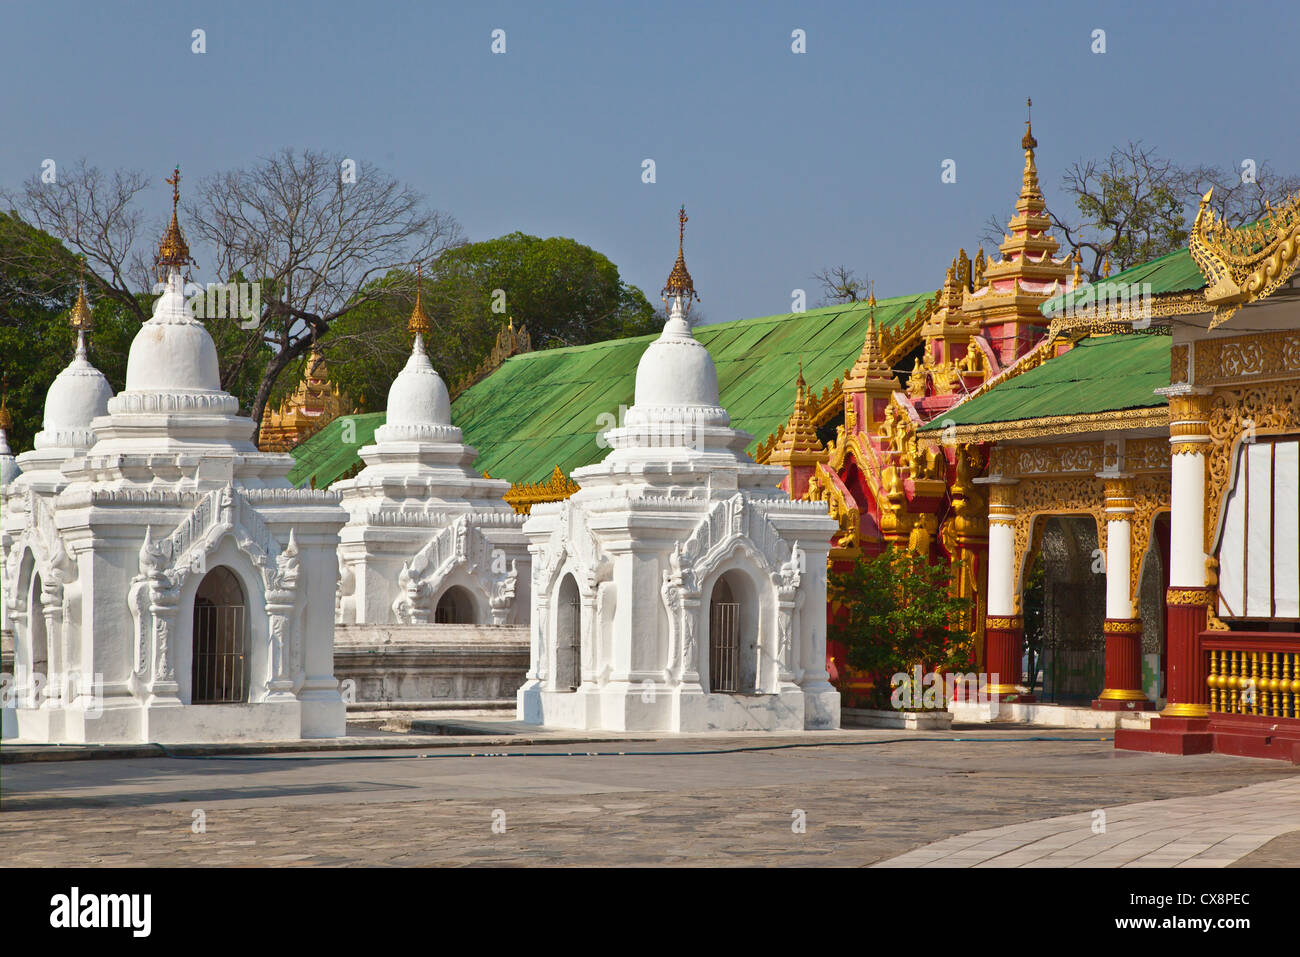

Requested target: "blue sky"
[{"left": 2, "top": 0, "right": 1295, "bottom": 322}]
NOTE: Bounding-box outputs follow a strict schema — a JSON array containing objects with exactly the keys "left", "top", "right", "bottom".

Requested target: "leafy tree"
[
  {"left": 325, "top": 233, "right": 658, "bottom": 412},
  {"left": 3, "top": 151, "right": 461, "bottom": 429},
  {"left": 0, "top": 213, "right": 137, "bottom": 454},
  {"left": 827, "top": 546, "right": 974, "bottom": 709}
]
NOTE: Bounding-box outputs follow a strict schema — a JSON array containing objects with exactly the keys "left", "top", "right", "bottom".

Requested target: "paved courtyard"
[{"left": 2, "top": 728, "right": 1298, "bottom": 866}]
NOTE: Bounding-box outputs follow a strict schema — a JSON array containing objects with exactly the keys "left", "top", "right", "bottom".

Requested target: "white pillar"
[
  {"left": 1104, "top": 478, "right": 1135, "bottom": 620},
  {"left": 986, "top": 485, "right": 1017, "bottom": 617}
]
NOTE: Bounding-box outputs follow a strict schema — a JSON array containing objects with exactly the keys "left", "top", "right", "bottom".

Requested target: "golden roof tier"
[
  {"left": 258, "top": 342, "right": 355, "bottom": 452},
  {"left": 960, "top": 99, "right": 1075, "bottom": 364}
]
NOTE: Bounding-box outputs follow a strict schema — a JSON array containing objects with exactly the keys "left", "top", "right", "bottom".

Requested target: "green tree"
[
  {"left": 325, "top": 233, "right": 658, "bottom": 412},
  {"left": 0, "top": 212, "right": 138, "bottom": 454},
  {"left": 827, "top": 546, "right": 974, "bottom": 709}
]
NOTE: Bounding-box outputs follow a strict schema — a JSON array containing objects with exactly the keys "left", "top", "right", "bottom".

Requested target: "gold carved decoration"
[
  {"left": 1171, "top": 344, "right": 1188, "bottom": 385},
  {"left": 1190, "top": 187, "right": 1300, "bottom": 327},
  {"left": 1191, "top": 330, "right": 1300, "bottom": 387},
  {"left": 504, "top": 465, "right": 580, "bottom": 515},
  {"left": 946, "top": 407, "right": 1168, "bottom": 444}
]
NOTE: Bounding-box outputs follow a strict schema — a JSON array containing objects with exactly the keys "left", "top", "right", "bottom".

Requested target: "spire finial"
[
  {"left": 69, "top": 257, "right": 94, "bottom": 333},
  {"left": 662, "top": 205, "right": 699, "bottom": 310},
  {"left": 1021, "top": 97, "right": 1037, "bottom": 151},
  {"left": 409, "top": 262, "right": 431, "bottom": 342},
  {"left": 156, "top": 165, "right": 193, "bottom": 273}
]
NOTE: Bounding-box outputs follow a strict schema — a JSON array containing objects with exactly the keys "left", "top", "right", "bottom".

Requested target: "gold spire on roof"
[
  {"left": 156, "top": 166, "right": 193, "bottom": 271},
  {"left": 661, "top": 205, "right": 699, "bottom": 307},
  {"left": 845, "top": 291, "right": 895, "bottom": 389},
  {"left": 409, "top": 263, "right": 431, "bottom": 341},
  {"left": 769, "top": 364, "right": 824, "bottom": 463},
  {"left": 69, "top": 260, "right": 94, "bottom": 332}
]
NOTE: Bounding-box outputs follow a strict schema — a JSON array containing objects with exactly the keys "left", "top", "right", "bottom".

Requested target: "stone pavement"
[
  {"left": 2, "top": 730, "right": 1298, "bottom": 866},
  {"left": 874, "top": 775, "right": 1300, "bottom": 867}
]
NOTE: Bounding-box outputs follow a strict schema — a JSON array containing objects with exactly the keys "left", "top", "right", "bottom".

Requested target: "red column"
[
  {"left": 984, "top": 615, "right": 1031, "bottom": 701},
  {"left": 1162, "top": 588, "right": 1210, "bottom": 716},
  {"left": 1094, "top": 619, "right": 1151, "bottom": 710}
]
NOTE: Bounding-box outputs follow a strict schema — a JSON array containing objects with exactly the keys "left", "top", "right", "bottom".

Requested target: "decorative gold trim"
[
  {"left": 947, "top": 407, "right": 1168, "bottom": 444},
  {"left": 1161, "top": 702, "right": 1209, "bottom": 718},
  {"left": 985, "top": 615, "right": 1023, "bottom": 630},
  {"left": 503, "top": 465, "right": 580, "bottom": 515},
  {"left": 1166, "top": 588, "right": 1213, "bottom": 608},
  {"left": 1099, "top": 688, "right": 1149, "bottom": 701},
  {"left": 1102, "top": 618, "right": 1144, "bottom": 635},
  {"left": 1190, "top": 186, "right": 1300, "bottom": 327}
]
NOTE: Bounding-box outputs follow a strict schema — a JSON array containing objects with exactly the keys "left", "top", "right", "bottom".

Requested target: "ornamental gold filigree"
[{"left": 1190, "top": 187, "right": 1300, "bottom": 327}]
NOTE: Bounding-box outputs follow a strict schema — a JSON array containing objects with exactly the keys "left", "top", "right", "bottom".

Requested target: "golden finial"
[
  {"left": 0, "top": 377, "right": 11, "bottom": 433},
  {"left": 409, "top": 263, "right": 431, "bottom": 342},
  {"left": 156, "top": 165, "right": 193, "bottom": 272},
  {"left": 1103, "top": 252, "right": 1112, "bottom": 277},
  {"left": 1021, "top": 97, "right": 1037, "bottom": 151},
  {"left": 1072, "top": 247, "right": 1083, "bottom": 286},
  {"left": 662, "top": 204, "right": 699, "bottom": 308},
  {"left": 69, "top": 259, "right": 94, "bottom": 332}
]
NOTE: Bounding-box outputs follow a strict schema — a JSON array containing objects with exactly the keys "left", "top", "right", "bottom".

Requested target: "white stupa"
[
  {"left": 1, "top": 280, "right": 112, "bottom": 725},
  {"left": 334, "top": 273, "right": 530, "bottom": 626},
  {"left": 3, "top": 170, "right": 349, "bottom": 744},
  {"left": 517, "top": 208, "right": 840, "bottom": 731}
]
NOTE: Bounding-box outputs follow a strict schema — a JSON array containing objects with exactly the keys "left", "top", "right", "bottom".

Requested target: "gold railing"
[{"left": 1206, "top": 647, "right": 1300, "bottom": 719}]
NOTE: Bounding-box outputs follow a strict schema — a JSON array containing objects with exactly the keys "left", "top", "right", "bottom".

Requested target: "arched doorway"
[
  {"left": 434, "top": 585, "right": 476, "bottom": 624},
  {"left": 709, "top": 571, "right": 758, "bottom": 693},
  {"left": 192, "top": 566, "right": 248, "bottom": 704},
  {"left": 555, "top": 574, "right": 581, "bottom": 691}
]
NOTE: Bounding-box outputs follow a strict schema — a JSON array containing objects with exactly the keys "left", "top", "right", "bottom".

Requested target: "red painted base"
[
  {"left": 1117, "top": 715, "right": 1300, "bottom": 764},
  {"left": 1092, "top": 696, "right": 1154, "bottom": 711}
]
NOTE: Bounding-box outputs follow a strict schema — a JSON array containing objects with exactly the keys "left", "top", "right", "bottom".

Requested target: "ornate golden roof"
[
  {"left": 1190, "top": 186, "right": 1300, "bottom": 327},
  {"left": 504, "top": 465, "right": 581, "bottom": 515},
  {"left": 156, "top": 167, "right": 193, "bottom": 270},
  {"left": 409, "top": 263, "right": 431, "bottom": 341},
  {"left": 0, "top": 384, "right": 11, "bottom": 432},
  {"left": 769, "top": 366, "right": 825, "bottom": 464},
  {"left": 845, "top": 296, "right": 896, "bottom": 389},
  {"left": 662, "top": 205, "right": 699, "bottom": 305},
  {"left": 257, "top": 342, "right": 352, "bottom": 452}
]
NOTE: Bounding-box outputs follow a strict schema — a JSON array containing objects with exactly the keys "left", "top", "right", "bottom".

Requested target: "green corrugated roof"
[
  {"left": 290, "top": 292, "right": 934, "bottom": 488},
  {"left": 286, "top": 412, "right": 384, "bottom": 489},
  {"left": 1040, "top": 247, "right": 1204, "bottom": 319},
  {"left": 918, "top": 334, "right": 1170, "bottom": 432}
]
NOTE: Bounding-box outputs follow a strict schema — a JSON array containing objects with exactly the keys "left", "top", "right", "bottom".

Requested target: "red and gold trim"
[
  {"left": 984, "top": 614, "right": 1027, "bottom": 698},
  {"left": 1094, "top": 618, "right": 1151, "bottom": 709},
  {"left": 1162, "top": 587, "right": 1211, "bottom": 718}
]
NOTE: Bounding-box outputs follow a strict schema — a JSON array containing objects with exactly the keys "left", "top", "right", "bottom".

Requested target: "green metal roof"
[
  {"left": 1040, "top": 246, "right": 1204, "bottom": 319},
  {"left": 918, "top": 334, "right": 1170, "bottom": 432},
  {"left": 289, "top": 293, "right": 934, "bottom": 488},
  {"left": 286, "top": 412, "right": 384, "bottom": 489}
]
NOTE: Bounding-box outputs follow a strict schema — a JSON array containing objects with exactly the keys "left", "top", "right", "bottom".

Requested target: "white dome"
[
  {"left": 386, "top": 335, "right": 450, "bottom": 426},
  {"left": 43, "top": 337, "right": 113, "bottom": 433},
  {"left": 633, "top": 300, "right": 720, "bottom": 408},
  {"left": 124, "top": 270, "right": 221, "bottom": 393}
]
